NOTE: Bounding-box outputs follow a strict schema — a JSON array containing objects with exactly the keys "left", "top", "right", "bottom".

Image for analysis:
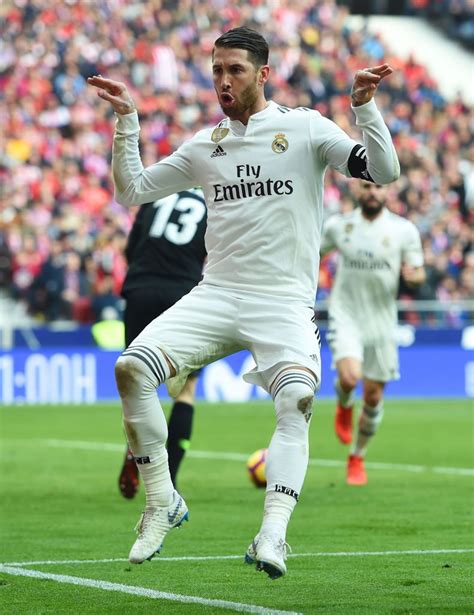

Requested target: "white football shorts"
[
  {"left": 129, "top": 283, "right": 322, "bottom": 395},
  {"left": 327, "top": 313, "right": 399, "bottom": 383}
]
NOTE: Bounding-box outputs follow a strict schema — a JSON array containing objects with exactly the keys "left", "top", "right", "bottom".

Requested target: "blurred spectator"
[
  {"left": 61, "top": 251, "right": 91, "bottom": 320},
  {"left": 29, "top": 238, "right": 65, "bottom": 321},
  {"left": 0, "top": 0, "right": 472, "bottom": 327},
  {"left": 0, "top": 230, "right": 12, "bottom": 288},
  {"left": 30, "top": 246, "right": 92, "bottom": 321},
  {"left": 90, "top": 274, "right": 124, "bottom": 323},
  {"left": 11, "top": 234, "right": 43, "bottom": 304}
]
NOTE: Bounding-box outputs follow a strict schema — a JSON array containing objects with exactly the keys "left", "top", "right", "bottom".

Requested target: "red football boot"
[
  {"left": 346, "top": 454, "right": 367, "bottom": 486},
  {"left": 335, "top": 403, "right": 353, "bottom": 444}
]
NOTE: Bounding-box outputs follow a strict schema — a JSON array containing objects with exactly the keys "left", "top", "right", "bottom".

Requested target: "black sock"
[{"left": 167, "top": 401, "right": 194, "bottom": 488}]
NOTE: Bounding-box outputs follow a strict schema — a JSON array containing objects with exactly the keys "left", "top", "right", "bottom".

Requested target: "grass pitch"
[{"left": 0, "top": 398, "right": 473, "bottom": 614}]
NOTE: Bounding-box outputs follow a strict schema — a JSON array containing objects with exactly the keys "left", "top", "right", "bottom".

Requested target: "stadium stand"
[
  {"left": 408, "top": 0, "right": 474, "bottom": 50},
  {"left": 0, "top": 0, "right": 472, "bottom": 327}
]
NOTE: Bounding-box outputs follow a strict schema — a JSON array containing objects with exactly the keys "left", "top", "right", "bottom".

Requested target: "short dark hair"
[{"left": 213, "top": 27, "right": 269, "bottom": 68}]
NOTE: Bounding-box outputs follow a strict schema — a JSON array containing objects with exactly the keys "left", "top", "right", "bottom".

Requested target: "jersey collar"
[{"left": 227, "top": 101, "right": 277, "bottom": 136}]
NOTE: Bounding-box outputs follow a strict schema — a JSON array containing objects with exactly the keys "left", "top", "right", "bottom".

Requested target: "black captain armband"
[{"left": 348, "top": 144, "right": 375, "bottom": 182}]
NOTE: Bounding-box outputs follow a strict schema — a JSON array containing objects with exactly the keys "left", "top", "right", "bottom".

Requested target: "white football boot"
[
  {"left": 244, "top": 533, "right": 291, "bottom": 579},
  {"left": 128, "top": 491, "right": 188, "bottom": 564}
]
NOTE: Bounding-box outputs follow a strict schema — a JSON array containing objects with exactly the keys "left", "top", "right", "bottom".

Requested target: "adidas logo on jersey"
[{"left": 211, "top": 145, "right": 227, "bottom": 158}]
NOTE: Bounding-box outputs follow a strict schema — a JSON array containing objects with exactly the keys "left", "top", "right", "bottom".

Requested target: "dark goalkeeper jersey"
[{"left": 121, "top": 189, "right": 207, "bottom": 296}]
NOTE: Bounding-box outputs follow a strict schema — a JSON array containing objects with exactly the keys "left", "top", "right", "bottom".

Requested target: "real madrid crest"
[
  {"left": 272, "top": 133, "right": 289, "bottom": 154},
  {"left": 211, "top": 127, "right": 229, "bottom": 143},
  {"left": 345, "top": 223, "right": 353, "bottom": 234},
  {"left": 382, "top": 236, "right": 390, "bottom": 247}
]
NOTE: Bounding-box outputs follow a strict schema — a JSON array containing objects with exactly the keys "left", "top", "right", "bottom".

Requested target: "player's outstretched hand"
[
  {"left": 351, "top": 64, "right": 393, "bottom": 107},
  {"left": 87, "top": 75, "right": 136, "bottom": 115}
]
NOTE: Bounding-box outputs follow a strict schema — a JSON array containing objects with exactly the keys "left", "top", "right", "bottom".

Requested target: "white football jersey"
[
  {"left": 113, "top": 99, "right": 399, "bottom": 305},
  {"left": 321, "top": 208, "right": 424, "bottom": 340}
]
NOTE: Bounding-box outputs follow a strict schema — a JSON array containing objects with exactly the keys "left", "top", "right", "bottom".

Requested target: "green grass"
[{"left": 0, "top": 399, "right": 473, "bottom": 614}]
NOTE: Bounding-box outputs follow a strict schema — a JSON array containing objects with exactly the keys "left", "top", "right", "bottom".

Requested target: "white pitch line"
[
  {"left": 41, "top": 439, "right": 474, "bottom": 476},
  {"left": 44, "top": 439, "right": 124, "bottom": 452},
  {"left": 0, "top": 565, "right": 301, "bottom": 615},
  {"left": 432, "top": 466, "right": 474, "bottom": 476},
  {"left": 4, "top": 548, "right": 474, "bottom": 568}
]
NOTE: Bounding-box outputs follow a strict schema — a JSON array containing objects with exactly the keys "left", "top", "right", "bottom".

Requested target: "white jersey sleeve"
[
  {"left": 310, "top": 115, "right": 357, "bottom": 175},
  {"left": 112, "top": 111, "right": 197, "bottom": 206},
  {"left": 401, "top": 220, "right": 424, "bottom": 268},
  {"left": 351, "top": 99, "right": 400, "bottom": 184},
  {"left": 320, "top": 214, "right": 339, "bottom": 255},
  {"left": 310, "top": 99, "right": 399, "bottom": 185}
]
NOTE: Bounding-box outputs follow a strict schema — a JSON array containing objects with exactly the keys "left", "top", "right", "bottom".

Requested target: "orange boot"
[
  {"left": 335, "top": 404, "right": 353, "bottom": 444},
  {"left": 346, "top": 454, "right": 367, "bottom": 486}
]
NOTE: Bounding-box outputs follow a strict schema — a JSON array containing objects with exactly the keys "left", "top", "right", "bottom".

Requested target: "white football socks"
[
  {"left": 259, "top": 491, "right": 296, "bottom": 538},
  {"left": 352, "top": 401, "right": 384, "bottom": 457},
  {"left": 117, "top": 350, "right": 174, "bottom": 507},
  {"left": 260, "top": 375, "right": 316, "bottom": 539}
]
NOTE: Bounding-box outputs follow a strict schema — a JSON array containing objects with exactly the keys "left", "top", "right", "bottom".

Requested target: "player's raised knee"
[
  {"left": 364, "top": 390, "right": 383, "bottom": 408},
  {"left": 115, "top": 355, "right": 143, "bottom": 397},
  {"left": 273, "top": 379, "right": 316, "bottom": 424},
  {"left": 297, "top": 393, "right": 314, "bottom": 420},
  {"left": 341, "top": 375, "right": 357, "bottom": 391}
]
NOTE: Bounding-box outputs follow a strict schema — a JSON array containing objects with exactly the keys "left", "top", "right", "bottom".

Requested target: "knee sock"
[
  {"left": 335, "top": 377, "right": 355, "bottom": 408},
  {"left": 117, "top": 346, "right": 174, "bottom": 507},
  {"left": 167, "top": 401, "right": 194, "bottom": 488},
  {"left": 352, "top": 401, "right": 384, "bottom": 457},
  {"left": 259, "top": 372, "right": 316, "bottom": 540},
  {"left": 260, "top": 491, "right": 296, "bottom": 538}
]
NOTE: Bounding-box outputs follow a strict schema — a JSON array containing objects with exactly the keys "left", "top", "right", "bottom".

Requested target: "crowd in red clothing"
[{"left": 0, "top": 0, "right": 472, "bottom": 324}]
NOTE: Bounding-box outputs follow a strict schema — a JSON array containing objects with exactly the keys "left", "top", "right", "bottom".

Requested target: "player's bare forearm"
[
  {"left": 87, "top": 75, "right": 136, "bottom": 115},
  {"left": 402, "top": 266, "right": 426, "bottom": 287},
  {"left": 351, "top": 64, "right": 393, "bottom": 107}
]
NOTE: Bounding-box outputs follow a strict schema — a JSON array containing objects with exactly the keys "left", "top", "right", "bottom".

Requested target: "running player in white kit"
[
  {"left": 322, "top": 182, "right": 425, "bottom": 486},
  {"left": 88, "top": 26, "right": 400, "bottom": 578}
]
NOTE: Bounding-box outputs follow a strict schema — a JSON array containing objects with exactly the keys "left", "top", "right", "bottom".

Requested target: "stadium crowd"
[
  {"left": 408, "top": 0, "right": 474, "bottom": 50},
  {"left": 0, "top": 0, "right": 472, "bottom": 325}
]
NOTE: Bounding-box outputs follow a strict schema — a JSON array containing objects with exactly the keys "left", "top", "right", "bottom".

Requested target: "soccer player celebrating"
[
  {"left": 321, "top": 182, "right": 425, "bottom": 485},
  {"left": 88, "top": 26, "right": 400, "bottom": 578},
  {"left": 119, "top": 190, "right": 207, "bottom": 498}
]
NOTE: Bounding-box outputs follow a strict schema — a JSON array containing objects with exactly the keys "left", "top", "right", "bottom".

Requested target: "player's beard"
[
  {"left": 219, "top": 77, "right": 259, "bottom": 120},
  {"left": 360, "top": 198, "right": 384, "bottom": 220}
]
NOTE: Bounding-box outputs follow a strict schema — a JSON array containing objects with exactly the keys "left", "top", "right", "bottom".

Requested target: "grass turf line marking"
[
  {"left": 0, "top": 565, "right": 301, "bottom": 615},
  {"left": 40, "top": 439, "right": 474, "bottom": 476},
  {"left": 5, "top": 549, "right": 474, "bottom": 567}
]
